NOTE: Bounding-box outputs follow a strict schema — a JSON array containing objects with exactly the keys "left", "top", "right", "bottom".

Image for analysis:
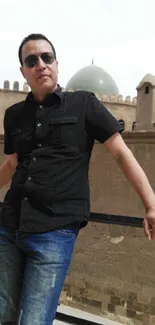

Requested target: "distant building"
[{"left": 65, "top": 62, "right": 119, "bottom": 96}]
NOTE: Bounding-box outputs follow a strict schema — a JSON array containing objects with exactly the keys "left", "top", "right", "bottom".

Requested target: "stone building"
[{"left": 1, "top": 65, "right": 155, "bottom": 325}]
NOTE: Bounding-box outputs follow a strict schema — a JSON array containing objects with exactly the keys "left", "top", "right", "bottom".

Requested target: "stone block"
[
  {"left": 115, "top": 305, "right": 126, "bottom": 316},
  {"left": 127, "top": 300, "right": 143, "bottom": 312},
  {"left": 138, "top": 293, "right": 151, "bottom": 304},
  {"left": 128, "top": 292, "right": 137, "bottom": 302},
  {"left": 150, "top": 315, "right": 155, "bottom": 325},
  {"left": 142, "top": 285, "right": 155, "bottom": 297},
  {"left": 142, "top": 314, "right": 151, "bottom": 325},
  {"left": 108, "top": 304, "right": 115, "bottom": 313},
  {"left": 87, "top": 290, "right": 110, "bottom": 303},
  {"left": 111, "top": 296, "right": 121, "bottom": 306},
  {"left": 81, "top": 297, "right": 102, "bottom": 309},
  {"left": 151, "top": 297, "right": 155, "bottom": 305},
  {"left": 126, "top": 309, "right": 136, "bottom": 318}
]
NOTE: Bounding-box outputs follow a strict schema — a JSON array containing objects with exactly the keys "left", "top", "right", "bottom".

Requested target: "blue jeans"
[{"left": 0, "top": 224, "right": 79, "bottom": 325}]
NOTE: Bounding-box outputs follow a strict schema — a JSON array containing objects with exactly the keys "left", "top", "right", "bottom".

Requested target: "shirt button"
[
  {"left": 37, "top": 122, "right": 41, "bottom": 127},
  {"left": 28, "top": 176, "right": 31, "bottom": 181},
  {"left": 38, "top": 143, "right": 42, "bottom": 147},
  {"left": 33, "top": 157, "right": 36, "bottom": 161},
  {"left": 24, "top": 197, "right": 28, "bottom": 201},
  {"left": 39, "top": 105, "right": 43, "bottom": 109}
]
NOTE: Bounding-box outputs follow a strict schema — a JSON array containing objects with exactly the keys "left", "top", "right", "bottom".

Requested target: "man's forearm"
[
  {"left": 116, "top": 147, "right": 155, "bottom": 211},
  {"left": 0, "top": 160, "right": 16, "bottom": 188}
]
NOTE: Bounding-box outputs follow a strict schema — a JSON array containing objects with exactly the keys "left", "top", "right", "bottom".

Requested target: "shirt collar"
[{"left": 25, "top": 84, "right": 63, "bottom": 105}]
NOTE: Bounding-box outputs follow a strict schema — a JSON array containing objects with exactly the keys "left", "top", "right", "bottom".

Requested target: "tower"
[{"left": 134, "top": 74, "right": 155, "bottom": 131}]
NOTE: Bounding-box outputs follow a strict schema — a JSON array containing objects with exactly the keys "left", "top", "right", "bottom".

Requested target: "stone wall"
[
  {"left": 62, "top": 223, "right": 155, "bottom": 325},
  {"left": 90, "top": 132, "right": 155, "bottom": 217},
  {"left": 105, "top": 102, "right": 136, "bottom": 133},
  {"left": 60, "top": 132, "right": 155, "bottom": 325}
]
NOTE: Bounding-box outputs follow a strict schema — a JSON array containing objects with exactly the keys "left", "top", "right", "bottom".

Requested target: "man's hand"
[{"left": 143, "top": 208, "right": 155, "bottom": 240}]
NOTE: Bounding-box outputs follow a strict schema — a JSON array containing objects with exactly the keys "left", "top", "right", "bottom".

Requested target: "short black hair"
[{"left": 18, "top": 33, "right": 57, "bottom": 65}]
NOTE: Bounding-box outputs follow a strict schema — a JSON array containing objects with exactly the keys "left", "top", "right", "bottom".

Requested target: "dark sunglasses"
[{"left": 24, "top": 52, "right": 55, "bottom": 68}]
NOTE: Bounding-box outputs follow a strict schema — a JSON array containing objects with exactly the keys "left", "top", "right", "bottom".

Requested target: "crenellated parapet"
[
  {"left": 0, "top": 82, "right": 137, "bottom": 106},
  {"left": 2, "top": 80, "right": 29, "bottom": 92},
  {"left": 63, "top": 88, "right": 137, "bottom": 106},
  {"left": 100, "top": 94, "right": 137, "bottom": 106}
]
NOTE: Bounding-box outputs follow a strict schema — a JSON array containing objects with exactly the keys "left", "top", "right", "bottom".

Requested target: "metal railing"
[
  {"left": 89, "top": 212, "right": 143, "bottom": 227},
  {"left": 56, "top": 311, "right": 103, "bottom": 325}
]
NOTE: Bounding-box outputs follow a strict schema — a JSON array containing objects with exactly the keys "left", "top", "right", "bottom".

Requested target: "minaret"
[{"left": 134, "top": 74, "right": 155, "bottom": 131}]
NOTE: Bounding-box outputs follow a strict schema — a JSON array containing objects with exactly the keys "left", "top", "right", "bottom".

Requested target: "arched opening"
[{"left": 145, "top": 86, "right": 150, "bottom": 94}]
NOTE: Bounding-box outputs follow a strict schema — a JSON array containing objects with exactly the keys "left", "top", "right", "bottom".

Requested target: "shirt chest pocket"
[{"left": 49, "top": 116, "right": 78, "bottom": 146}]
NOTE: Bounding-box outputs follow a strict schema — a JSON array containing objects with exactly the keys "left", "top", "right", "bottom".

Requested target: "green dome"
[{"left": 65, "top": 64, "right": 119, "bottom": 96}]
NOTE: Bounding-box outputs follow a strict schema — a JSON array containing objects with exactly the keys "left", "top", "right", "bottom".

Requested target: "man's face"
[{"left": 20, "top": 39, "right": 58, "bottom": 97}]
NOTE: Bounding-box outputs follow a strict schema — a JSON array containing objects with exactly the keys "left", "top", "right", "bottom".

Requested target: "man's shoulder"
[
  {"left": 63, "top": 90, "right": 93, "bottom": 99},
  {"left": 5, "top": 100, "right": 26, "bottom": 115},
  {"left": 62, "top": 90, "right": 94, "bottom": 112}
]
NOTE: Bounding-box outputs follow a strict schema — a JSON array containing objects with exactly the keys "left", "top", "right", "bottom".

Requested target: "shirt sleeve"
[
  {"left": 3, "top": 110, "right": 15, "bottom": 155},
  {"left": 85, "top": 92, "right": 124, "bottom": 142}
]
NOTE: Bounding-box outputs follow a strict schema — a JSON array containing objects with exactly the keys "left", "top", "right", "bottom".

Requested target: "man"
[{"left": 0, "top": 33, "right": 155, "bottom": 325}]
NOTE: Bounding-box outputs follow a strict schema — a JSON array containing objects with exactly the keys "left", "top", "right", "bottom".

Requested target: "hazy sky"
[{"left": 0, "top": 0, "right": 155, "bottom": 97}]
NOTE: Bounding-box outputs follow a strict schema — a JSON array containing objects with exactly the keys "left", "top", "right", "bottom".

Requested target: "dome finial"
[{"left": 92, "top": 58, "right": 94, "bottom": 65}]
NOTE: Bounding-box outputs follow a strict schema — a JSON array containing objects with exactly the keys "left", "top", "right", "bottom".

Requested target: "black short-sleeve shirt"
[{"left": 1, "top": 88, "right": 124, "bottom": 232}]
